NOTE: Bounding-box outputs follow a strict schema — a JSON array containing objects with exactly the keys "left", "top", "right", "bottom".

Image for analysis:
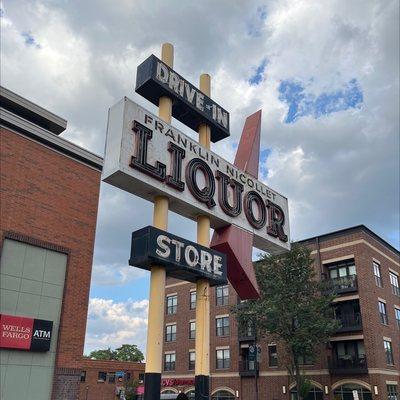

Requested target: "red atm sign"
[{"left": 0, "top": 314, "right": 53, "bottom": 352}]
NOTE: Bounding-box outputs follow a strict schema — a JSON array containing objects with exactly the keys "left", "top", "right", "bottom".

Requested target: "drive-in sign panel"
[
  {"left": 136, "top": 55, "right": 230, "bottom": 143},
  {"left": 103, "top": 98, "right": 290, "bottom": 254}
]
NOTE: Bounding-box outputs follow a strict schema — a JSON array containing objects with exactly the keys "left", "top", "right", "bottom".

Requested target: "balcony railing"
[
  {"left": 328, "top": 356, "right": 368, "bottom": 375},
  {"left": 328, "top": 275, "right": 358, "bottom": 294},
  {"left": 336, "top": 312, "right": 363, "bottom": 332},
  {"left": 238, "top": 328, "right": 256, "bottom": 342},
  {"left": 239, "top": 360, "right": 259, "bottom": 377}
]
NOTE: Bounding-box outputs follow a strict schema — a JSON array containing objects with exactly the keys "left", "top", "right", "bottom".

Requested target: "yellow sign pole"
[
  {"left": 144, "top": 43, "right": 173, "bottom": 400},
  {"left": 195, "top": 73, "right": 212, "bottom": 400}
]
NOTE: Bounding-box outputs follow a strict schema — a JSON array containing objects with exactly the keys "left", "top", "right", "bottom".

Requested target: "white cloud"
[
  {"left": 91, "top": 263, "right": 147, "bottom": 286},
  {"left": 85, "top": 297, "right": 148, "bottom": 355}
]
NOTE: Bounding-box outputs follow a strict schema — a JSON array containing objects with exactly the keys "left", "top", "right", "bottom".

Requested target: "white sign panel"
[{"left": 102, "top": 97, "right": 290, "bottom": 254}]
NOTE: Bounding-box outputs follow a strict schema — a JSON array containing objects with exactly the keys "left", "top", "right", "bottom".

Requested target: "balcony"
[
  {"left": 238, "top": 328, "right": 256, "bottom": 342},
  {"left": 328, "top": 356, "right": 368, "bottom": 375},
  {"left": 239, "top": 360, "right": 259, "bottom": 377},
  {"left": 328, "top": 275, "right": 358, "bottom": 294},
  {"left": 336, "top": 312, "right": 363, "bottom": 333}
]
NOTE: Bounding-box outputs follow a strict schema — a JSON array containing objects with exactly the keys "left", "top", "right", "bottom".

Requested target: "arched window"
[
  {"left": 290, "top": 385, "right": 323, "bottom": 400},
  {"left": 161, "top": 389, "right": 177, "bottom": 394},
  {"left": 211, "top": 390, "right": 235, "bottom": 400},
  {"left": 333, "top": 384, "right": 372, "bottom": 400}
]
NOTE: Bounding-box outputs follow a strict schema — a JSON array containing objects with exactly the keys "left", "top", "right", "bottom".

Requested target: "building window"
[
  {"left": 384, "top": 340, "right": 394, "bottom": 365},
  {"left": 166, "top": 295, "right": 177, "bottom": 314},
  {"left": 165, "top": 324, "right": 177, "bottom": 342},
  {"left": 373, "top": 261, "right": 383, "bottom": 287},
  {"left": 189, "top": 321, "right": 196, "bottom": 339},
  {"left": 390, "top": 272, "right": 400, "bottom": 297},
  {"left": 98, "top": 371, "right": 107, "bottom": 382},
  {"left": 333, "top": 384, "right": 372, "bottom": 400},
  {"left": 211, "top": 390, "right": 235, "bottom": 400},
  {"left": 379, "top": 301, "right": 388, "bottom": 324},
  {"left": 80, "top": 371, "right": 86, "bottom": 382},
  {"left": 190, "top": 291, "right": 196, "bottom": 310},
  {"left": 268, "top": 344, "right": 278, "bottom": 367},
  {"left": 290, "top": 386, "right": 323, "bottom": 400},
  {"left": 387, "top": 384, "right": 398, "bottom": 400},
  {"left": 216, "top": 348, "right": 230, "bottom": 369},
  {"left": 189, "top": 351, "right": 195, "bottom": 370},
  {"left": 108, "top": 372, "right": 115, "bottom": 383},
  {"left": 216, "top": 285, "right": 229, "bottom": 306},
  {"left": 395, "top": 307, "right": 400, "bottom": 329},
  {"left": 328, "top": 259, "right": 357, "bottom": 279},
  {"left": 216, "top": 316, "right": 230, "bottom": 337},
  {"left": 138, "top": 373, "right": 144, "bottom": 382},
  {"left": 326, "top": 259, "right": 357, "bottom": 291},
  {"left": 164, "top": 353, "right": 176, "bottom": 371},
  {"left": 126, "top": 372, "right": 131, "bottom": 381},
  {"left": 297, "top": 354, "right": 313, "bottom": 365}
]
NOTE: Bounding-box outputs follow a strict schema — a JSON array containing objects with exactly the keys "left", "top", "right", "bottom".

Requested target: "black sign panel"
[
  {"left": 30, "top": 318, "right": 53, "bottom": 352},
  {"left": 135, "top": 55, "right": 230, "bottom": 143},
  {"left": 129, "top": 226, "right": 227, "bottom": 286}
]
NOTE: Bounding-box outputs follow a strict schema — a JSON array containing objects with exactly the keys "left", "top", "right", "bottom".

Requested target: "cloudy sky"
[{"left": 1, "top": 0, "right": 399, "bottom": 356}]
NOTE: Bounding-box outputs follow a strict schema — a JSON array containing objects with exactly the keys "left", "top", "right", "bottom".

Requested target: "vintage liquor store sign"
[
  {"left": 0, "top": 314, "right": 53, "bottom": 352},
  {"left": 103, "top": 98, "right": 290, "bottom": 254},
  {"left": 129, "top": 226, "right": 227, "bottom": 286},
  {"left": 136, "top": 54, "right": 229, "bottom": 143}
]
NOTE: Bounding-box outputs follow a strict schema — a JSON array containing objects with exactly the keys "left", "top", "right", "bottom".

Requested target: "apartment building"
[{"left": 161, "top": 225, "right": 399, "bottom": 400}]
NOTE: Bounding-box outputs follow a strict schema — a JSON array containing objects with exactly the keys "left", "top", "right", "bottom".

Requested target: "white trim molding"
[{"left": 322, "top": 255, "right": 355, "bottom": 264}]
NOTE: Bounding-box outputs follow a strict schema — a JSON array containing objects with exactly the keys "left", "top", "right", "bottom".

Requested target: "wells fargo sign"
[
  {"left": 129, "top": 226, "right": 227, "bottom": 286},
  {"left": 0, "top": 314, "right": 53, "bottom": 352},
  {"left": 103, "top": 98, "right": 289, "bottom": 253}
]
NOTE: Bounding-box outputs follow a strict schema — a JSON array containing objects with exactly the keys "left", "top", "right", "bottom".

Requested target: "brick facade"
[
  {"left": 0, "top": 123, "right": 102, "bottom": 398},
  {"left": 162, "top": 227, "right": 399, "bottom": 399},
  {"left": 78, "top": 359, "right": 145, "bottom": 400}
]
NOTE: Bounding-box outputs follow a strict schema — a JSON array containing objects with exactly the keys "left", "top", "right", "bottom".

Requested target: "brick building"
[
  {"left": 78, "top": 359, "right": 145, "bottom": 400},
  {"left": 0, "top": 86, "right": 104, "bottom": 399},
  {"left": 161, "top": 225, "right": 399, "bottom": 400}
]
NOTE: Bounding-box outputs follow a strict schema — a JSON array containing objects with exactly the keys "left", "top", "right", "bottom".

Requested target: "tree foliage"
[
  {"left": 233, "top": 244, "right": 338, "bottom": 399},
  {"left": 88, "top": 347, "right": 115, "bottom": 360},
  {"left": 88, "top": 344, "right": 144, "bottom": 363},
  {"left": 115, "top": 344, "right": 145, "bottom": 362},
  {"left": 125, "top": 378, "right": 140, "bottom": 400}
]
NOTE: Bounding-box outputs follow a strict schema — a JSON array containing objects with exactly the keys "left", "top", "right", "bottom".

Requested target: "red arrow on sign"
[{"left": 210, "top": 110, "right": 262, "bottom": 299}]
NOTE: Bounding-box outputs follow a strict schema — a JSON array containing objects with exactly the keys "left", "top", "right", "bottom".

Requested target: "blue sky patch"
[
  {"left": 259, "top": 148, "right": 271, "bottom": 178},
  {"left": 249, "top": 58, "right": 268, "bottom": 86},
  {"left": 247, "top": 5, "right": 267, "bottom": 37},
  {"left": 278, "top": 78, "right": 363, "bottom": 123},
  {"left": 21, "top": 32, "right": 41, "bottom": 48}
]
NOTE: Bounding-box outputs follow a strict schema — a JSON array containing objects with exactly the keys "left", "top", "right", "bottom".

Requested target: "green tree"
[
  {"left": 88, "top": 347, "right": 116, "bottom": 360},
  {"left": 88, "top": 344, "right": 144, "bottom": 362},
  {"left": 115, "top": 344, "right": 144, "bottom": 362},
  {"left": 125, "top": 378, "right": 140, "bottom": 400},
  {"left": 233, "top": 244, "right": 338, "bottom": 400}
]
